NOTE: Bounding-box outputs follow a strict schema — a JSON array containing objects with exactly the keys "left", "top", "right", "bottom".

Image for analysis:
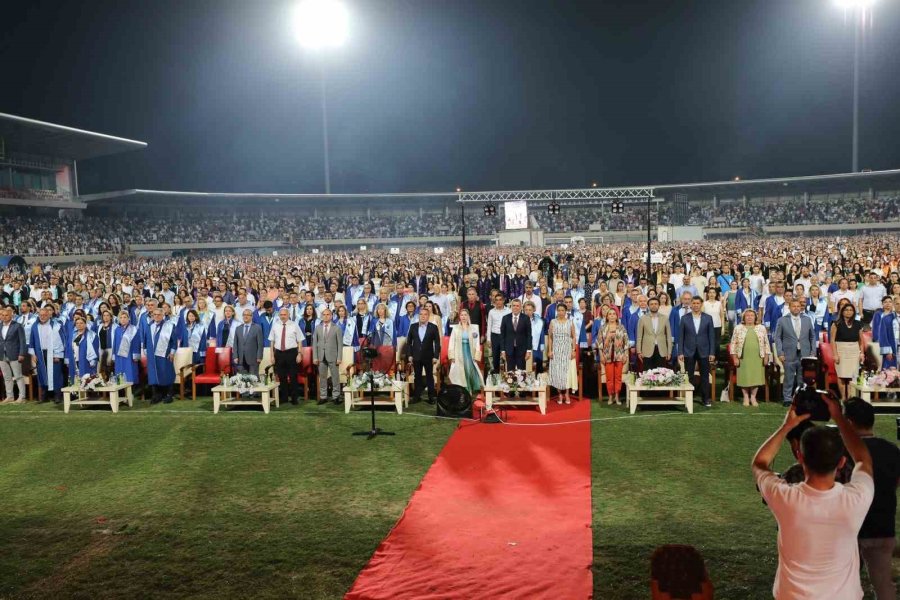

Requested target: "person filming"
[{"left": 751, "top": 391, "right": 874, "bottom": 600}]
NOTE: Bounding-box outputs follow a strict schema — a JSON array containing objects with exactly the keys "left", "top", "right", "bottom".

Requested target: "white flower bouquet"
[
  {"left": 491, "top": 369, "right": 537, "bottom": 394},
  {"left": 348, "top": 371, "right": 395, "bottom": 392},
  {"left": 227, "top": 373, "right": 260, "bottom": 394},
  {"left": 636, "top": 368, "right": 687, "bottom": 387}
]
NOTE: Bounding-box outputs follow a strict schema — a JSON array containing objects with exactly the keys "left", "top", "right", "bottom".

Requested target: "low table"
[
  {"left": 212, "top": 382, "right": 280, "bottom": 414},
  {"left": 61, "top": 382, "right": 134, "bottom": 414},
  {"left": 849, "top": 382, "right": 900, "bottom": 408},
  {"left": 625, "top": 377, "right": 695, "bottom": 415},
  {"left": 344, "top": 380, "right": 407, "bottom": 414},
  {"left": 484, "top": 373, "right": 549, "bottom": 415}
]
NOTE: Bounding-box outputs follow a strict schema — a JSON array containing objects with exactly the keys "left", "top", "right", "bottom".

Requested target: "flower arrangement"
[
  {"left": 227, "top": 373, "right": 260, "bottom": 394},
  {"left": 491, "top": 369, "right": 537, "bottom": 394},
  {"left": 865, "top": 368, "right": 900, "bottom": 389},
  {"left": 636, "top": 368, "right": 688, "bottom": 387},
  {"left": 348, "top": 371, "right": 394, "bottom": 391},
  {"left": 79, "top": 374, "right": 108, "bottom": 391}
]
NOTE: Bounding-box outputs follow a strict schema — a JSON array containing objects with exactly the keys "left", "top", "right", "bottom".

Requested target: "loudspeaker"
[{"left": 436, "top": 384, "right": 472, "bottom": 418}]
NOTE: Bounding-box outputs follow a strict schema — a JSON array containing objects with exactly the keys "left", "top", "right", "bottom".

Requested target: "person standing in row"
[
  {"left": 0, "top": 307, "right": 27, "bottom": 403},
  {"left": 597, "top": 308, "right": 629, "bottom": 405},
  {"left": 231, "top": 308, "right": 264, "bottom": 375},
  {"left": 830, "top": 302, "right": 864, "bottom": 400},
  {"left": 269, "top": 308, "right": 304, "bottom": 405},
  {"left": 547, "top": 303, "right": 577, "bottom": 405},
  {"left": 678, "top": 296, "right": 715, "bottom": 407},
  {"left": 774, "top": 300, "right": 816, "bottom": 407},
  {"left": 636, "top": 297, "right": 671, "bottom": 372},
  {"left": 730, "top": 309, "right": 769, "bottom": 406},
  {"left": 407, "top": 308, "right": 441, "bottom": 404},
  {"left": 312, "top": 308, "right": 343, "bottom": 405}
]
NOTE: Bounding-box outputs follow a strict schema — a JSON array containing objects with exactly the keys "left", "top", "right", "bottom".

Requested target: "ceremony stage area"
[{"left": 0, "top": 399, "right": 897, "bottom": 598}]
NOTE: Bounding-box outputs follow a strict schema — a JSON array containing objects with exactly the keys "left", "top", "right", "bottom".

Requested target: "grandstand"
[{"left": 1, "top": 111, "right": 899, "bottom": 262}]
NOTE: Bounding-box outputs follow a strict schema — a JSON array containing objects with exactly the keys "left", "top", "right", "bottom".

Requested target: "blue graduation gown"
[
  {"left": 113, "top": 324, "right": 141, "bottom": 383},
  {"left": 763, "top": 296, "right": 786, "bottom": 338},
  {"left": 396, "top": 313, "right": 416, "bottom": 339},
  {"left": 29, "top": 320, "right": 65, "bottom": 390},
  {"left": 142, "top": 321, "right": 177, "bottom": 386},
  {"left": 215, "top": 318, "right": 238, "bottom": 347},
  {"left": 878, "top": 312, "right": 898, "bottom": 369},
  {"left": 870, "top": 309, "right": 884, "bottom": 345},
  {"left": 254, "top": 311, "right": 275, "bottom": 348},
  {"left": 369, "top": 319, "right": 395, "bottom": 347},
  {"left": 65, "top": 330, "right": 99, "bottom": 383},
  {"left": 180, "top": 323, "right": 207, "bottom": 364}
]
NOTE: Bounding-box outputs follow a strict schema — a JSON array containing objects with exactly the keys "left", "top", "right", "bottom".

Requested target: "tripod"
[{"left": 352, "top": 350, "right": 395, "bottom": 439}]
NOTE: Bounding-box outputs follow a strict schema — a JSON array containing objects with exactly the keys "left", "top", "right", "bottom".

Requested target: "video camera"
[{"left": 791, "top": 357, "right": 832, "bottom": 421}]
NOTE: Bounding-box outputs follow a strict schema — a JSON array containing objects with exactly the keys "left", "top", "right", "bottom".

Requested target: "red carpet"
[{"left": 346, "top": 400, "right": 593, "bottom": 599}]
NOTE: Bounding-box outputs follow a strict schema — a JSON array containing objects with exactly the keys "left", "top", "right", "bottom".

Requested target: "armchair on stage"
[
  {"left": 184, "top": 345, "right": 233, "bottom": 400},
  {"left": 343, "top": 345, "right": 409, "bottom": 414}
]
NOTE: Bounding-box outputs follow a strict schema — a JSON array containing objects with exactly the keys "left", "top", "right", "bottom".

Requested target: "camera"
[{"left": 792, "top": 383, "right": 832, "bottom": 421}]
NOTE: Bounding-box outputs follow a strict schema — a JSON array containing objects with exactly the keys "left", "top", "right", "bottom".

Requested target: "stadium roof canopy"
[
  {"left": 0, "top": 112, "right": 147, "bottom": 161},
  {"left": 78, "top": 168, "right": 900, "bottom": 206}
]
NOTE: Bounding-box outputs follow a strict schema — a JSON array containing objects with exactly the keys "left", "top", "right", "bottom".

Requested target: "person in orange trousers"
[{"left": 596, "top": 308, "right": 629, "bottom": 405}]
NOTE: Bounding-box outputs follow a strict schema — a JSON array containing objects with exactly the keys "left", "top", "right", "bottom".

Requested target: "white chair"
[{"left": 173, "top": 347, "right": 195, "bottom": 400}]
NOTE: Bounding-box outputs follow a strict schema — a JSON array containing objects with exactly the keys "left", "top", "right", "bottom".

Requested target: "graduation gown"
[
  {"left": 878, "top": 312, "right": 899, "bottom": 370},
  {"left": 112, "top": 324, "right": 141, "bottom": 384},
  {"left": 180, "top": 322, "right": 207, "bottom": 364},
  {"left": 142, "top": 321, "right": 177, "bottom": 386},
  {"left": 29, "top": 320, "right": 65, "bottom": 391},
  {"left": 66, "top": 330, "right": 100, "bottom": 384},
  {"left": 215, "top": 318, "right": 238, "bottom": 348},
  {"left": 254, "top": 311, "right": 276, "bottom": 348}
]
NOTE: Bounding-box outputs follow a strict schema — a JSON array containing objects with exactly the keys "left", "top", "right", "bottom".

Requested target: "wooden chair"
[
  {"left": 0, "top": 367, "right": 35, "bottom": 402},
  {"left": 769, "top": 341, "right": 784, "bottom": 401},
  {"left": 371, "top": 346, "right": 395, "bottom": 374},
  {"left": 727, "top": 343, "right": 770, "bottom": 402},
  {"left": 679, "top": 360, "right": 715, "bottom": 401},
  {"left": 258, "top": 350, "right": 275, "bottom": 380},
  {"left": 172, "top": 347, "right": 194, "bottom": 400},
  {"left": 340, "top": 346, "right": 356, "bottom": 385},
  {"left": 190, "top": 346, "right": 233, "bottom": 400},
  {"left": 650, "top": 545, "right": 714, "bottom": 600}
]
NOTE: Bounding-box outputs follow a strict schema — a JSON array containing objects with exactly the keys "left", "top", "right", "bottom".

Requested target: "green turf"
[
  {"left": 1, "top": 397, "right": 897, "bottom": 599},
  {"left": 0, "top": 399, "right": 456, "bottom": 600},
  {"left": 590, "top": 401, "right": 900, "bottom": 599}
]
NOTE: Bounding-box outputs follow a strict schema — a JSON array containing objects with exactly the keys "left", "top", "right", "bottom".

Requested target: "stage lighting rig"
[{"left": 483, "top": 203, "right": 497, "bottom": 217}]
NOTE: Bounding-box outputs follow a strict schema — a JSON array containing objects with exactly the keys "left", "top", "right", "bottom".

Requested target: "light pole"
[
  {"left": 836, "top": 0, "right": 875, "bottom": 172},
  {"left": 293, "top": 0, "right": 348, "bottom": 194}
]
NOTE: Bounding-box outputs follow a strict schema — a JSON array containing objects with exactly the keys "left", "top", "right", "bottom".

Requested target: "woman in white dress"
[
  {"left": 447, "top": 309, "right": 483, "bottom": 397},
  {"left": 547, "top": 303, "right": 577, "bottom": 404}
]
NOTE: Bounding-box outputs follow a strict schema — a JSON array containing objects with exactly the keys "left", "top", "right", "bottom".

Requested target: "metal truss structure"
[{"left": 457, "top": 186, "right": 655, "bottom": 204}]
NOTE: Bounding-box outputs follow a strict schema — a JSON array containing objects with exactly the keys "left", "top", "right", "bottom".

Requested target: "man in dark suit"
[
  {"left": 407, "top": 308, "right": 441, "bottom": 404},
  {"left": 0, "top": 307, "right": 28, "bottom": 403},
  {"left": 461, "top": 287, "right": 486, "bottom": 336},
  {"left": 678, "top": 296, "right": 716, "bottom": 407},
  {"left": 499, "top": 299, "right": 532, "bottom": 371},
  {"left": 231, "top": 308, "right": 264, "bottom": 375}
]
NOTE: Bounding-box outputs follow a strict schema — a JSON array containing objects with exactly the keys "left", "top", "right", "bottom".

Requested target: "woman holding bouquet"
[
  {"left": 596, "top": 308, "right": 629, "bottom": 405},
  {"left": 547, "top": 303, "right": 578, "bottom": 404},
  {"left": 448, "top": 309, "right": 483, "bottom": 397},
  {"left": 730, "top": 309, "right": 768, "bottom": 406}
]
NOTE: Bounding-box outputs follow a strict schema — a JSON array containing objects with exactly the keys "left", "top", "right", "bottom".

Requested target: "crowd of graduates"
[{"left": 1, "top": 234, "right": 899, "bottom": 407}]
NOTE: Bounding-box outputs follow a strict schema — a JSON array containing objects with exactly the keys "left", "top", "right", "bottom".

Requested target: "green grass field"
[{"left": 0, "top": 399, "right": 896, "bottom": 599}]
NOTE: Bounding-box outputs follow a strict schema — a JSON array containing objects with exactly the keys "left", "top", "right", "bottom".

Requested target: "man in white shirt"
[
  {"left": 269, "top": 307, "right": 304, "bottom": 405},
  {"left": 859, "top": 272, "right": 887, "bottom": 325},
  {"left": 752, "top": 394, "right": 875, "bottom": 600},
  {"left": 486, "top": 294, "right": 511, "bottom": 374}
]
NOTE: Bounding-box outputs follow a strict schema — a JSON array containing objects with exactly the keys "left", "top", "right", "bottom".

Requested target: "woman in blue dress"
[{"left": 112, "top": 311, "right": 141, "bottom": 384}]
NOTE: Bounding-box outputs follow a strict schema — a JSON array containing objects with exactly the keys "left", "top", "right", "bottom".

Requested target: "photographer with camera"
[{"left": 752, "top": 392, "right": 874, "bottom": 599}]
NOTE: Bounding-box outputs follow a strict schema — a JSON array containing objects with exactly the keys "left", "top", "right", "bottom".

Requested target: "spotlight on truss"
[
  {"left": 547, "top": 202, "right": 561, "bottom": 216},
  {"left": 610, "top": 201, "right": 625, "bottom": 214},
  {"left": 483, "top": 203, "right": 497, "bottom": 217}
]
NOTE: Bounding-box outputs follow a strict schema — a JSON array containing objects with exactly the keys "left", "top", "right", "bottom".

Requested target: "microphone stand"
[{"left": 353, "top": 349, "right": 395, "bottom": 439}]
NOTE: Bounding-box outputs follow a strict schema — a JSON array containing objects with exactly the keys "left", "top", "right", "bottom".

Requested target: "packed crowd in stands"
[
  {"left": 679, "top": 195, "right": 900, "bottom": 227},
  {"left": 0, "top": 188, "right": 70, "bottom": 202},
  {"left": 1, "top": 194, "right": 898, "bottom": 255}
]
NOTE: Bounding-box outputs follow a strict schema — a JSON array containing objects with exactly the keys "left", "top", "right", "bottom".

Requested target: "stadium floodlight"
[
  {"left": 610, "top": 201, "right": 624, "bottom": 214},
  {"left": 834, "top": 0, "right": 876, "bottom": 9},
  {"left": 547, "top": 202, "right": 561, "bottom": 216},
  {"left": 293, "top": 0, "right": 349, "bottom": 49},
  {"left": 483, "top": 203, "right": 497, "bottom": 217}
]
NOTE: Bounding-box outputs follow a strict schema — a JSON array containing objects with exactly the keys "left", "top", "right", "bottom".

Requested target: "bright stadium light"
[
  {"left": 834, "top": 0, "right": 876, "bottom": 9},
  {"left": 293, "top": 0, "right": 349, "bottom": 49}
]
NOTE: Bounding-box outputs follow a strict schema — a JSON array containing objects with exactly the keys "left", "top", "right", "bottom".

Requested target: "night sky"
[{"left": 1, "top": 0, "right": 898, "bottom": 195}]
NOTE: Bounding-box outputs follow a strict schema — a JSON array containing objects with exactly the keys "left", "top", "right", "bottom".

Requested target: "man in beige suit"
[{"left": 636, "top": 297, "right": 672, "bottom": 371}]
